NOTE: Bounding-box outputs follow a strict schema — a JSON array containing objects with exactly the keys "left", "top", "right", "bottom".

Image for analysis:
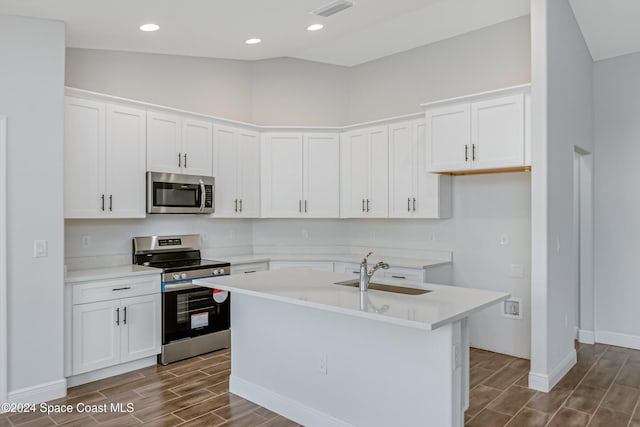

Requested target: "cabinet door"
[
  {"left": 425, "top": 104, "right": 470, "bottom": 172},
  {"left": 367, "top": 126, "right": 389, "bottom": 217},
  {"left": 388, "top": 122, "right": 416, "bottom": 218},
  {"left": 237, "top": 129, "right": 261, "bottom": 218},
  {"left": 415, "top": 120, "right": 452, "bottom": 219},
  {"left": 64, "top": 97, "right": 105, "bottom": 218},
  {"left": 72, "top": 300, "right": 120, "bottom": 375},
  {"left": 262, "top": 133, "right": 303, "bottom": 217},
  {"left": 303, "top": 133, "right": 340, "bottom": 218},
  {"left": 340, "top": 131, "right": 369, "bottom": 218},
  {"left": 182, "top": 118, "right": 213, "bottom": 176},
  {"left": 212, "top": 125, "right": 239, "bottom": 217},
  {"left": 120, "top": 294, "right": 161, "bottom": 363},
  {"left": 471, "top": 94, "right": 524, "bottom": 170},
  {"left": 147, "top": 112, "right": 181, "bottom": 174},
  {"left": 105, "top": 104, "right": 146, "bottom": 218}
]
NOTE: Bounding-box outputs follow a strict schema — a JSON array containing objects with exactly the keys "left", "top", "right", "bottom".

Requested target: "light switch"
[
  {"left": 33, "top": 240, "right": 48, "bottom": 258},
  {"left": 509, "top": 264, "right": 524, "bottom": 278},
  {"left": 500, "top": 234, "right": 509, "bottom": 245}
]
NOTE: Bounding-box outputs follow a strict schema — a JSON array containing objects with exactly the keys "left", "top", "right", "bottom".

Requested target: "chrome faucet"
[{"left": 359, "top": 252, "right": 389, "bottom": 292}]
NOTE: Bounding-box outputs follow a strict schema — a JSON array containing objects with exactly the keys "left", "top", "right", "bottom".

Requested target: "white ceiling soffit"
[
  {"left": 0, "top": 0, "right": 529, "bottom": 67},
  {"left": 569, "top": 0, "right": 640, "bottom": 62}
]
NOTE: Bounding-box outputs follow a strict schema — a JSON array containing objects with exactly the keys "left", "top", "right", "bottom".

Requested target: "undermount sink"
[{"left": 334, "top": 279, "right": 431, "bottom": 295}]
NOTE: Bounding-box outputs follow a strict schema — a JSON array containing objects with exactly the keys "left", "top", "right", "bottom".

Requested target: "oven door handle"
[
  {"left": 164, "top": 282, "right": 206, "bottom": 292},
  {"left": 199, "top": 179, "right": 206, "bottom": 212}
]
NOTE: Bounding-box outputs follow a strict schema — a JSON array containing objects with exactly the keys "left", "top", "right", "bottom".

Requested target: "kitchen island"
[{"left": 195, "top": 269, "right": 508, "bottom": 427}]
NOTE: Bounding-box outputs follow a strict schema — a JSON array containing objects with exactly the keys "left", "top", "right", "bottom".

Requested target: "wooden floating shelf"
[{"left": 438, "top": 166, "right": 531, "bottom": 176}]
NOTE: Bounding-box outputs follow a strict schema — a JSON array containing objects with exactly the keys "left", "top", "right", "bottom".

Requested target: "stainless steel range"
[{"left": 132, "top": 234, "right": 230, "bottom": 365}]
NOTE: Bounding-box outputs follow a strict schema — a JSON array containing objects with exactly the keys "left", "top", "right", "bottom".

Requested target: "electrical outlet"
[
  {"left": 501, "top": 298, "right": 522, "bottom": 319},
  {"left": 33, "top": 240, "right": 48, "bottom": 258},
  {"left": 509, "top": 264, "right": 524, "bottom": 278},
  {"left": 81, "top": 235, "right": 91, "bottom": 249},
  {"left": 319, "top": 354, "right": 328, "bottom": 375},
  {"left": 302, "top": 229, "right": 309, "bottom": 240}
]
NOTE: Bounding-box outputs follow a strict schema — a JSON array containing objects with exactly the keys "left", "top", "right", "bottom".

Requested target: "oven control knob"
[
  {"left": 180, "top": 273, "right": 187, "bottom": 279},
  {"left": 213, "top": 269, "right": 219, "bottom": 275},
  {"left": 172, "top": 273, "right": 180, "bottom": 280},
  {"left": 219, "top": 268, "right": 226, "bottom": 275}
]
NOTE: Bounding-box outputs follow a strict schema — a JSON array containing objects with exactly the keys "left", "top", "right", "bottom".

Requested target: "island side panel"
[{"left": 228, "top": 293, "right": 464, "bottom": 427}]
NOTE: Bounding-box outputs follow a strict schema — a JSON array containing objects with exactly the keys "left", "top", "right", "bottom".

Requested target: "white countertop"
[
  {"left": 194, "top": 269, "right": 508, "bottom": 331},
  {"left": 65, "top": 265, "right": 161, "bottom": 283},
  {"left": 223, "top": 253, "right": 450, "bottom": 269}
]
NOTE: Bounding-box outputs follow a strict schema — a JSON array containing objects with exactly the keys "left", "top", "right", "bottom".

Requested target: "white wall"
[
  {"left": 529, "top": 0, "right": 594, "bottom": 391},
  {"left": 65, "top": 218, "right": 254, "bottom": 270},
  {"left": 593, "top": 53, "right": 640, "bottom": 348},
  {"left": 0, "top": 15, "right": 66, "bottom": 399},
  {"left": 347, "top": 16, "right": 531, "bottom": 123},
  {"left": 252, "top": 173, "right": 532, "bottom": 358},
  {"left": 65, "top": 49, "right": 254, "bottom": 123}
]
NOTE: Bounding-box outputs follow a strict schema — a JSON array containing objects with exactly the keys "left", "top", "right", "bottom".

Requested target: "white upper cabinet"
[
  {"left": 64, "top": 97, "right": 146, "bottom": 219},
  {"left": 147, "top": 112, "right": 213, "bottom": 176},
  {"left": 212, "top": 125, "right": 260, "bottom": 217},
  {"left": 388, "top": 120, "right": 451, "bottom": 219},
  {"left": 340, "top": 126, "right": 389, "bottom": 218},
  {"left": 262, "top": 132, "right": 340, "bottom": 218},
  {"left": 424, "top": 85, "right": 530, "bottom": 174}
]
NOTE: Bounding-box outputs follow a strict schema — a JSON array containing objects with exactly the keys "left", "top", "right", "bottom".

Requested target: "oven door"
[
  {"left": 162, "top": 282, "right": 230, "bottom": 345},
  {"left": 147, "top": 172, "right": 214, "bottom": 214}
]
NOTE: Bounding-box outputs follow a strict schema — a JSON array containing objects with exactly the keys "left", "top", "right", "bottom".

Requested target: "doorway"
[
  {"left": 574, "top": 147, "right": 594, "bottom": 343},
  {"left": 0, "top": 116, "right": 7, "bottom": 407}
]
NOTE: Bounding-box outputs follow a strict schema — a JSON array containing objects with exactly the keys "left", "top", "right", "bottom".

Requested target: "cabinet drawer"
[
  {"left": 73, "top": 275, "right": 161, "bottom": 305},
  {"left": 230, "top": 262, "right": 269, "bottom": 275},
  {"left": 380, "top": 267, "right": 425, "bottom": 282}
]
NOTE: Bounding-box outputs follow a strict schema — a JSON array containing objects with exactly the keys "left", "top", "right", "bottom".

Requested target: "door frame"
[
  {"left": 574, "top": 147, "right": 594, "bottom": 343},
  {"left": 1, "top": 116, "right": 7, "bottom": 407}
]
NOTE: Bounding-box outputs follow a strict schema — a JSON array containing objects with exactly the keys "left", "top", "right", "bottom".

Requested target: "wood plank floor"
[{"left": 1, "top": 342, "right": 639, "bottom": 426}]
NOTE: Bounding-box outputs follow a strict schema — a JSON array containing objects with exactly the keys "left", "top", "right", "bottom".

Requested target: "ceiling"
[
  {"left": 569, "top": 0, "right": 640, "bottom": 62},
  {"left": 0, "top": 0, "right": 529, "bottom": 67}
]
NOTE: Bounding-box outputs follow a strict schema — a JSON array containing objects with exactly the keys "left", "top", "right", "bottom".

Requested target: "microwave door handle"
[{"left": 199, "top": 179, "right": 206, "bottom": 212}]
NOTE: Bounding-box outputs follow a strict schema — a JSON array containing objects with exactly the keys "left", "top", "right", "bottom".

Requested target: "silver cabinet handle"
[
  {"left": 362, "top": 199, "right": 365, "bottom": 212},
  {"left": 472, "top": 144, "right": 476, "bottom": 161},
  {"left": 244, "top": 270, "right": 256, "bottom": 274},
  {"left": 465, "top": 145, "right": 469, "bottom": 162},
  {"left": 407, "top": 198, "right": 411, "bottom": 212},
  {"left": 123, "top": 306, "right": 127, "bottom": 325},
  {"left": 178, "top": 152, "right": 182, "bottom": 168},
  {"left": 239, "top": 199, "right": 243, "bottom": 213},
  {"left": 109, "top": 195, "right": 113, "bottom": 211},
  {"left": 116, "top": 307, "right": 120, "bottom": 326},
  {"left": 391, "top": 275, "right": 406, "bottom": 279},
  {"left": 184, "top": 153, "right": 187, "bottom": 169},
  {"left": 112, "top": 287, "right": 131, "bottom": 291},
  {"left": 304, "top": 200, "right": 307, "bottom": 213},
  {"left": 101, "top": 194, "right": 105, "bottom": 211},
  {"left": 413, "top": 198, "right": 416, "bottom": 212},
  {"left": 199, "top": 179, "right": 205, "bottom": 212},
  {"left": 366, "top": 199, "right": 370, "bottom": 212},
  {"left": 234, "top": 199, "right": 238, "bottom": 212},
  {"left": 299, "top": 200, "right": 302, "bottom": 213}
]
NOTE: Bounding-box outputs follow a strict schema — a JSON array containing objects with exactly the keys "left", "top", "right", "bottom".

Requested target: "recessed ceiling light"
[
  {"left": 139, "top": 23, "right": 160, "bottom": 32},
  {"left": 245, "top": 38, "right": 262, "bottom": 45},
  {"left": 307, "top": 24, "right": 324, "bottom": 31}
]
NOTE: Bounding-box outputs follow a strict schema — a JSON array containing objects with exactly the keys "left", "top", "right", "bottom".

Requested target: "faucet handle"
[{"left": 363, "top": 251, "right": 373, "bottom": 263}]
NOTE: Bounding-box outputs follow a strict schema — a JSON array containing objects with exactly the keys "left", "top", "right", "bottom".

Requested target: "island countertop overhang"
[{"left": 194, "top": 269, "right": 509, "bottom": 331}]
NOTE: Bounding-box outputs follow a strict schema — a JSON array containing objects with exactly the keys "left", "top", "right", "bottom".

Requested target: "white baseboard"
[
  {"left": 67, "top": 356, "right": 157, "bottom": 387},
  {"left": 7, "top": 378, "right": 67, "bottom": 404},
  {"left": 578, "top": 329, "right": 595, "bottom": 344},
  {"left": 528, "top": 348, "right": 576, "bottom": 392},
  {"left": 595, "top": 330, "right": 640, "bottom": 350},
  {"left": 230, "top": 376, "right": 354, "bottom": 427}
]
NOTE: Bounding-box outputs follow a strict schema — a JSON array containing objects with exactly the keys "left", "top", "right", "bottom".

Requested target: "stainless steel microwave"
[{"left": 147, "top": 172, "right": 214, "bottom": 214}]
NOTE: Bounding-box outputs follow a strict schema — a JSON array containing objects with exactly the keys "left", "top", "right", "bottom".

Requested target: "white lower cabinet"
[
  {"left": 269, "top": 261, "right": 335, "bottom": 272},
  {"left": 69, "top": 274, "right": 161, "bottom": 376},
  {"left": 230, "top": 262, "right": 269, "bottom": 275}
]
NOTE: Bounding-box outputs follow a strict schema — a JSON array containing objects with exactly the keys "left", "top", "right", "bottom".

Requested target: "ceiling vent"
[{"left": 310, "top": 0, "right": 355, "bottom": 17}]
